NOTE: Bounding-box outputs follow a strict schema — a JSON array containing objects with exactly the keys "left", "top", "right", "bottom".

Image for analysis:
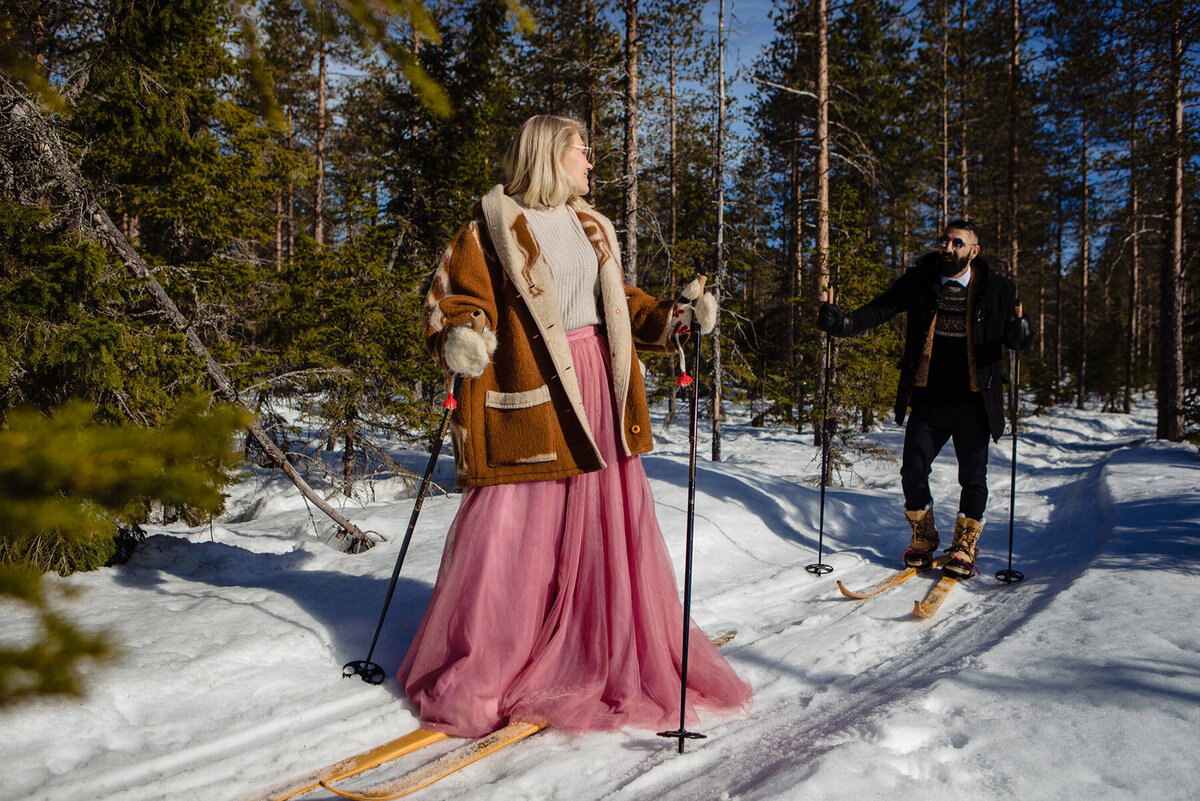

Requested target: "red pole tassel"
[
  {"left": 442, "top": 391, "right": 457, "bottom": 410},
  {"left": 675, "top": 372, "right": 693, "bottom": 387}
]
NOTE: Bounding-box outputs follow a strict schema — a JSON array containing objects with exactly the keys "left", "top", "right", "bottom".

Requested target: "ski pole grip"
[{"left": 470, "top": 309, "right": 486, "bottom": 334}]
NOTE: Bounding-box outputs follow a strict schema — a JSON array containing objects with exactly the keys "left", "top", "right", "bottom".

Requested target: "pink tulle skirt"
[{"left": 397, "top": 326, "right": 751, "bottom": 737}]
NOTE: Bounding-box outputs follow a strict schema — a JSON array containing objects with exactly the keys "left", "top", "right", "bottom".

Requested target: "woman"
[{"left": 398, "top": 114, "right": 750, "bottom": 738}]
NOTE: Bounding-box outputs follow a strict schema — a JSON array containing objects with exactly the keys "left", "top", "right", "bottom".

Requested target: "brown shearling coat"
[{"left": 425, "top": 185, "right": 681, "bottom": 488}]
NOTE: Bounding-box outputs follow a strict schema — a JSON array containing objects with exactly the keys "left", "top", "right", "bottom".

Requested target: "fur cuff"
[
  {"left": 671, "top": 278, "right": 717, "bottom": 336},
  {"left": 693, "top": 292, "right": 717, "bottom": 334},
  {"left": 443, "top": 323, "right": 497, "bottom": 377}
]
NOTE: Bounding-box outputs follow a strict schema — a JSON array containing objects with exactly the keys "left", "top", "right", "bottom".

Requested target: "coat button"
[{"left": 630, "top": 424, "right": 641, "bottom": 434}]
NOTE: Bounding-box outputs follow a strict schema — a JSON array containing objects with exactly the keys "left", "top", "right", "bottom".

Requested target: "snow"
[{"left": 3, "top": 397, "right": 1198, "bottom": 801}]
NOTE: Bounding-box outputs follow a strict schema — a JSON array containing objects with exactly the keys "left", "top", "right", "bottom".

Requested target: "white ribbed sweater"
[{"left": 517, "top": 198, "right": 601, "bottom": 331}]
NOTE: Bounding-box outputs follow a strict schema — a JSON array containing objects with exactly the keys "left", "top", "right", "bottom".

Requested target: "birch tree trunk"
[
  {"left": 789, "top": 133, "right": 804, "bottom": 433},
  {"left": 711, "top": 0, "right": 727, "bottom": 462},
  {"left": 788, "top": 0, "right": 805, "bottom": 433}
]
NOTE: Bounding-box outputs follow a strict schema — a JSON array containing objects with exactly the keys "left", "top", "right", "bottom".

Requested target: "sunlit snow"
[{"left": 2, "top": 396, "right": 1197, "bottom": 801}]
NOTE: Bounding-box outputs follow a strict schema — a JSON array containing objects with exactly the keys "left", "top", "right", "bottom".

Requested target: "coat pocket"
[{"left": 484, "top": 385, "right": 559, "bottom": 466}]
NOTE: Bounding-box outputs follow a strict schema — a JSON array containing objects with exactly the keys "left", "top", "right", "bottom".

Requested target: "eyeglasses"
[
  {"left": 573, "top": 144, "right": 593, "bottom": 160},
  {"left": 937, "top": 235, "right": 975, "bottom": 250}
]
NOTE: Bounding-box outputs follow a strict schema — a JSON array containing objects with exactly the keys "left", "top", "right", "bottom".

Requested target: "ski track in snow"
[
  {"left": 3, "top": 399, "right": 1197, "bottom": 801},
  {"left": 496, "top": 410, "right": 1153, "bottom": 801}
]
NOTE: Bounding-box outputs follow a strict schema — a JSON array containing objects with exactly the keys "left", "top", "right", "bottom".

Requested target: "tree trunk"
[
  {"left": 1054, "top": 184, "right": 1064, "bottom": 389},
  {"left": 275, "top": 189, "right": 283, "bottom": 272},
  {"left": 788, "top": 0, "right": 805, "bottom": 433},
  {"left": 584, "top": 0, "right": 597, "bottom": 171},
  {"left": 789, "top": 132, "right": 804, "bottom": 433},
  {"left": 958, "top": 0, "right": 969, "bottom": 219},
  {"left": 1124, "top": 45, "right": 1139, "bottom": 415},
  {"left": 813, "top": 0, "right": 831, "bottom": 449},
  {"left": 711, "top": 0, "right": 727, "bottom": 462},
  {"left": 1157, "top": 17, "right": 1184, "bottom": 441},
  {"left": 343, "top": 408, "right": 358, "bottom": 489},
  {"left": 664, "top": 1, "right": 680, "bottom": 428},
  {"left": 1076, "top": 120, "right": 1089, "bottom": 410},
  {"left": 940, "top": 1, "right": 949, "bottom": 231},
  {"left": 411, "top": 22, "right": 421, "bottom": 142},
  {"left": 1037, "top": 278, "right": 1045, "bottom": 361},
  {"left": 622, "top": 0, "right": 639, "bottom": 285},
  {"left": 1006, "top": 0, "right": 1021, "bottom": 283},
  {"left": 286, "top": 107, "right": 295, "bottom": 258},
  {"left": 313, "top": 1, "right": 328, "bottom": 246}
]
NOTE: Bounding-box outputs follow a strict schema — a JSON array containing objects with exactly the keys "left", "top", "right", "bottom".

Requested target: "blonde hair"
[{"left": 502, "top": 115, "right": 587, "bottom": 207}]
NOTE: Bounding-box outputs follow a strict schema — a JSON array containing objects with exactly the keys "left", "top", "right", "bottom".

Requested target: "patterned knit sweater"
[{"left": 914, "top": 279, "right": 977, "bottom": 402}]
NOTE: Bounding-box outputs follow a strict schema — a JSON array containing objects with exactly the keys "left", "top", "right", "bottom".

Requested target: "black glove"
[
  {"left": 816, "top": 302, "right": 846, "bottom": 335},
  {"left": 1005, "top": 315, "right": 1031, "bottom": 349}
]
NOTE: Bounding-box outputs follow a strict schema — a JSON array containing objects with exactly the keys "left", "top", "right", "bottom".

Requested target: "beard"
[{"left": 939, "top": 249, "right": 972, "bottom": 276}]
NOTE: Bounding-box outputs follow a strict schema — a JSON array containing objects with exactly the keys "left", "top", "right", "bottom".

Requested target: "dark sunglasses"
[{"left": 937, "top": 236, "right": 975, "bottom": 250}]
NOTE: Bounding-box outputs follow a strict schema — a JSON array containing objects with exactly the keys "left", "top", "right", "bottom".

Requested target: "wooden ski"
[
  {"left": 254, "top": 632, "right": 736, "bottom": 800},
  {"left": 837, "top": 554, "right": 950, "bottom": 600},
  {"left": 320, "top": 722, "right": 545, "bottom": 800},
  {"left": 245, "top": 728, "right": 448, "bottom": 801},
  {"left": 913, "top": 575, "right": 959, "bottom": 618}
]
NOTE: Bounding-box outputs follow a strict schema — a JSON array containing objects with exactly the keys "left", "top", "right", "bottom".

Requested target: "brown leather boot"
[
  {"left": 944, "top": 514, "right": 984, "bottom": 579},
  {"left": 903, "top": 507, "right": 939, "bottom": 569}
]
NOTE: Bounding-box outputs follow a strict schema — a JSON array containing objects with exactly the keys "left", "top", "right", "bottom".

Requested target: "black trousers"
[{"left": 900, "top": 396, "right": 991, "bottom": 520}]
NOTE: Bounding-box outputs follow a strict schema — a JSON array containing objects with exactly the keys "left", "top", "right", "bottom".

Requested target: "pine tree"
[{"left": 0, "top": 201, "right": 207, "bottom": 426}]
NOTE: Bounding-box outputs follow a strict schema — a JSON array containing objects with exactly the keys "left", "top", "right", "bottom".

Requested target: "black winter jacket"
[{"left": 836, "top": 253, "right": 1031, "bottom": 442}]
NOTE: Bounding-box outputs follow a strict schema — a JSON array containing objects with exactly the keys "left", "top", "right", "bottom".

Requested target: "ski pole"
[
  {"left": 343, "top": 372, "right": 464, "bottom": 684},
  {"left": 807, "top": 287, "right": 835, "bottom": 576},
  {"left": 659, "top": 276, "right": 708, "bottom": 754},
  {"left": 996, "top": 304, "right": 1025, "bottom": 584}
]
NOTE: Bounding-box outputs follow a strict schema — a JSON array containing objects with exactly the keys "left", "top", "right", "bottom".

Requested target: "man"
[{"left": 816, "top": 220, "right": 1032, "bottom": 579}]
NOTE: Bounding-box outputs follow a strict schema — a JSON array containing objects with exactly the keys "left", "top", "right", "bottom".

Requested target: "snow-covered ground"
[{"left": 3, "top": 396, "right": 1198, "bottom": 801}]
